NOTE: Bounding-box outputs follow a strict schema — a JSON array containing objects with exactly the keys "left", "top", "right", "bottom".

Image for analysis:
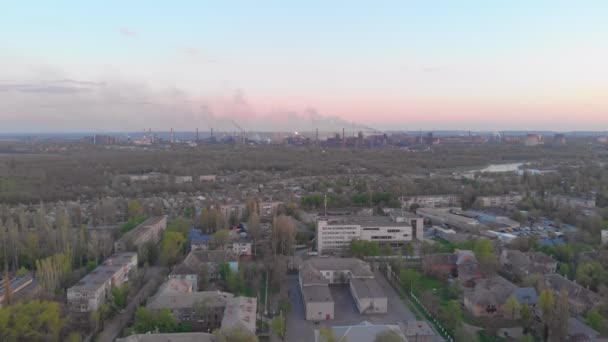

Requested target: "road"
[{"left": 96, "top": 266, "right": 167, "bottom": 342}]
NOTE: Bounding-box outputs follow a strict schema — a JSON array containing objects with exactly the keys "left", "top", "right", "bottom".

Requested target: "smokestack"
[
  {"left": 342, "top": 128, "right": 345, "bottom": 149},
  {"left": 196, "top": 128, "right": 199, "bottom": 141},
  {"left": 316, "top": 128, "right": 319, "bottom": 147},
  {"left": 211, "top": 128, "right": 214, "bottom": 137},
  {"left": 170, "top": 127, "right": 174, "bottom": 143}
]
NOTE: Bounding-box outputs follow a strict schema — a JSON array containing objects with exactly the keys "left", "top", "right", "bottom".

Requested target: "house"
[
  {"left": 455, "top": 250, "right": 482, "bottom": 286},
  {"left": 543, "top": 274, "right": 601, "bottom": 315},
  {"left": 512, "top": 287, "right": 538, "bottom": 306},
  {"left": 116, "top": 332, "right": 215, "bottom": 342},
  {"left": 189, "top": 229, "right": 212, "bottom": 251},
  {"left": 401, "top": 321, "right": 435, "bottom": 342},
  {"left": 500, "top": 250, "right": 558, "bottom": 280},
  {"left": 316, "top": 321, "right": 407, "bottom": 342},
  {"left": 568, "top": 317, "right": 601, "bottom": 341},
  {"left": 299, "top": 257, "right": 386, "bottom": 320},
  {"left": 114, "top": 216, "right": 167, "bottom": 255},
  {"left": 169, "top": 250, "right": 239, "bottom": 290},
  {"left": 463, "top": 276, "right": 518, "bottom": 317},
  {"left": 67, "top": 253, "right": 138, "bottom": 315},
  {"left": 422, "top": 253, "right": 457, "bottom": 280}
]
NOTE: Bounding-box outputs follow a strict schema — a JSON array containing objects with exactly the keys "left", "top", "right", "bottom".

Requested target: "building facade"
[
  {"left": 114, "top": 216, "right": 167, "bottom": 255},
  {"left": 317, "top": 214, "right": 423, "bottom": 255}
]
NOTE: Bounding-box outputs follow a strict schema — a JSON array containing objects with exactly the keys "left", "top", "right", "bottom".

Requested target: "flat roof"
[
  {"left": 320, "top": 215, "right": 415, "bottom": 227},
  {"left": 69, "top": 253, "right": 136, "bottom": 292},
  {"left": 350, "top": 278, "right": 385, "bottom": 299},
  {"left": 147, "top": 291, "right": 233, "bottom": 310},
  {"left": 116, "top": 333, "right": 214, "bottom": 342},
  {"left": 304, "top": 257, "right": 374, "bottom": 278},
  {"left": 119, "top": 216, "right": 165, "bottom": 242},
  {"left": 302, "top": 284, "right": 333, "bottom": 303},
  {"left": 221, "top": 296, "right": 257, "bottom": 333}
]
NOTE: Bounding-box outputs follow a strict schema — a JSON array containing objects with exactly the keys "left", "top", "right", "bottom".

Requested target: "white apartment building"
[
  {"left": 317, "top": 214, "right": 423, "bottom": 255},
  {"left": 68, "top": 252, "right": 138, "bottom": 313},
  {"left": 400, "top": 194, "right": 460, "bottom": 208},
  {"left": 476, "top": 194, "right": 523, "bottom": 207}
]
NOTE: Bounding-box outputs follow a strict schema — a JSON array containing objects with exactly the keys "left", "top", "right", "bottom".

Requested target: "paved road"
[
  {"left": 97, "top": 266, "right": 167, "bottom": 342},
  {"left": 285, "top": 270, "right": 418, "bottom": 342}
]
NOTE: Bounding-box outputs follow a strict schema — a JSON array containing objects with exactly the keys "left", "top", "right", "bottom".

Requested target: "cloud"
[
  {"left": 119, "top": 27, "right": 136, "bottom": 37},
  {"left": 0, "top": 79, "right": 104, "bottom": 94},
  {"left": 179, "top": 46, "right": 220, "bottom": 63}
]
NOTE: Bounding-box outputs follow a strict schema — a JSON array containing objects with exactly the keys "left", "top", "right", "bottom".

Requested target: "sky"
[{"left": 1, "top": 1, "right": 608, "bottom": 132}]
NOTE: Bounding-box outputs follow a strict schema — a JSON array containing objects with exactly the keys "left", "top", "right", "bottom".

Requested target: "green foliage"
[
  {"left": 111, "top": 284, "right": 129, "bottom": 312},
  {"left": 0, "top": 300, "right": 66, "bottom": 342},
  {"left": 35, "top": 249, "right": 72, "bottom": 295},
  {"left": 160, "top": 231, "right": 186, "bottom": 266},
  {"left": 270, "top": 313, "right": 286, "bottom": 339},
  {"left": 502, "top": 295, "right": 521, "bottom": 320},
  {"left": 212, "top": 229, "right": 231, "bottom": 248},
  {"left": 439, "top": 300, "right": 463, "bottom": 332},
  {"left": 133, "top": 307, "right": 178, "bottom": 334},
  {"left": 585, "top": 310, "right": 607, "bottom": 333},
  {"left": 214, "top": 326, "right": 258, "bottom": 342},
  {"left": 350, "top": 240, "right": 381, "bottom": 257},
  {"left": 219, "top": 262, "right": 231, "bottom": 281},
  {"left": 120, "top": 215, "right": 146, "bottom": 236},
  {"left": 318, "top": 326, "right": 338, "bottom": 342},
  {"left": 127, "top": 200, "right": 143, "bottom": 220},
  {"left": 85, "top": 260, "right": 97, "bottom": 272},
  {"left": 167, "top": 217, "right": 192, "bottom": 236},
  {"left": 575, "top": 261, "right": 608, "bottom": 292},
  {"left": 15, "top": 267, "right": 28, "bottom": 278}
]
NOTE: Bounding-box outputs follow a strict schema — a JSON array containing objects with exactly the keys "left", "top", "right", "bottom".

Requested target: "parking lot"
[{"left": 285, "top": 271, "right": 417, "bottom": 342}]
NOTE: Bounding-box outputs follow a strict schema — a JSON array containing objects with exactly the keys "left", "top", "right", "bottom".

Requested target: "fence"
[{"left": 386, "top": 268, "right": 454, "bottom": 342}]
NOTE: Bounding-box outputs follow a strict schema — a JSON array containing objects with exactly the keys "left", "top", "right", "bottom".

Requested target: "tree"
[
  {"left": 127, "top": 199, "right": 143, "bottom": 220},
  {"left": 374, "top": 329, "right": 406, "bottom": 342},
  {"left": 0, "top": 300, "right": 66, "bottom": 342},
  {"left": 133, "top": 307, "right": 178, "bottom": 334},
  {"left": 502, "top": 295, "right": 521, "bottom": 320},
  {"left": 213, "top": 229, "right": 230, "bottom": 249},
  {"left": 586, "top": 310, "right": 606, "bottom": 334},
  {"left": 247, "top": 212, "right": 261, "bottom": 256},
  {"left": 399, "top": 268, "right": 421, "bottom": 293},
  {"left": 270, "top": 313, "right": 286, "bottom": 340},
  {"left": 214, "top": 326, "right": 258, "bottom": 342},
  {"left": 318, "top": 326, "right": 338, "bottom": 342},
  {"left": 271, "top": 215, "right": 297, "bottom": 256},
  {"left": 439, "top": 300, "right": 463, "bottom": 332},
  {"left": 111, "top": 284, "right": 129, "bottom": 312},
  {"left": 402, "top": 243, "right": 414, "bottom": 257},
  {"left": 350, "top": 240, "right": 381, "bottom": 258},
  {"left": 66, "top": 333, "right": 82, "bottom": 342},
  {"left": 167, "top": 217, "right": 191, "bottom": 236},
  {"left": 472, "top": 239, "right": 497, "bottom": 271},
  {"left": 520, "top": 304, "right": 532, "bottom": 330},
  {"left": 160, "top": 231, "right": 186, "bottom": 266}
]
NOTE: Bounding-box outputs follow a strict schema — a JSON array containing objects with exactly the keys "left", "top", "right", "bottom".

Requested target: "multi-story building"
[
  {"left": 476, "top": 194, "right": 523, "bottom": 207},
  {"left": 114, "top": 216, "right": 167, "bottom": 255},
  {"left": 399, "top": 194, "right": 460, "bottom": 208},
  {"left": 67, "top": 252, "right": 137, "bottom": 314},
  {"left": 316, "top": 213, "right": 423, "bottom": 255},
  {"left": 547, "top": 195, "right": 596, "bottom": 209}
]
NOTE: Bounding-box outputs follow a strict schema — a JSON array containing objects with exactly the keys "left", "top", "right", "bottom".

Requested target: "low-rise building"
[
  {"left": 601, "top": 229, "right": 608, "bottom": 244},
  {"left": 317, "top": 213, "right": 423, "bottom": 255},
  {"left": 416, "top": 207, "right": 481, "bottom": 232},
  {"left": 169, "top": 250, "right": 239, "bottom": 290},
  {"left": 114, "top": 216, "right": 167, "bottom": 255},
  {"left": 67, "top": 252, "right": 137, "bottom": 314},
  {"left": 116, "top": 332, "right": 215, "bottom": 342},
  {"left": 463, "top": 276, "right": 520, "bottom": 317},
  {"left": 400, "top": 194, "right": 460, "bottom": 208},
  {"left": 422, "top": 250, "right": 481, "bottom": 286},
  {"left": 547, "top": 195, "right": 596, "bottom": 209},
  {"left": 543, "top": 273, "right": 601, "bottom": 315},
  {"left": 401, "top": 321, "right": 435, "bottom": 342},
  {"left": 315, "top": 321, "right": 406, "bottom": 342},
  {"left": 500, "top": 250, "right": 557, "bottom": 280},
  {"left": 299, "top": 258, "right": 387, "bottom": 321}
]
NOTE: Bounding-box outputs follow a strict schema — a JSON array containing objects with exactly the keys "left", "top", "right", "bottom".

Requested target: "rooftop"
[
  {"left": 147, "top": 291, "right": 233, "bottom": 310},
  {"left": 401, "top": 321, "right": 435, "bottom": 337},
  {"left": 69, "top": 253, "right": 136, "bottom": 292},
  {"left": 119, "top": 216, "right": 166, "bottom": 243},
  {"left": 303, "top": 257, "right": 374, "bottom": 280},
  {"left": 320, "top": 215, "right": 417, "bottom": 227},
  {"left": 220, "top": 296, "right": 257, "bottom": 333},
  {"left": 322, "top": 321, "right": 406, "bottom": 342},
  {"left": 172, "top": 250, "right": 239, "bottom": 275},
  {"left": 116, "top": 333, "right": 214, "bottom": 342},
  {"left": 350, "top": 278, "right": 385, "bottom": 299}
]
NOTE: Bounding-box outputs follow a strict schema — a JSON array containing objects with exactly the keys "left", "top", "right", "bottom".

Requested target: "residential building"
[
  {"left": 228, "top": 236, "right": 253, "bottom": 256},
  {"left": 315, "top": 321, "right": 406, "bottom": 342},
  {"left": 543, "top": 273, "right": 601, "bottom": 315},
  {"left": 116, "top": 333, "right": 215, "bottom": 342},
  {"left": 601, "top": 229, "right": 608, "bottom": 244},
  {"left": 476, "top": 194, "right": 523, "bottom": 207},
  {"left": 500, "top": 250, "right": 557, "bottom": 280},
  {"left": 146, "top": 288, "right": 257, "bottom": 334},
  {"left": 199, "top": 175, "right": 217, "bottom": 182},
  {"left": 169, "top": 250, "right": 239, "bottom": 290},
  {"left": 422, "top": 250, "right": 482, "bottom": 286},
  {"left": 299, "top": 258, "right": 387, "bottom": 321},
  {"left": 67, "top": 252, "right": 137, "bottom": 314},
  {"left": 114, "top": 216, "right": 167, "bottom": 255},
  {"left": 568, "top": 317, "right": 601, "bottom": 341},
  {"left": 316, "top": 213, "right": 423, "bottom": 255},
  {"left": 547, "top": 195, "right": 596, "bottom": 209},
  {"left": 401, "top": 321, "right": 435, "bottom": 342},
  {"left": 147, "top": 291, "right": 232, "bottom": 332},
  {"left": 400, "top": 194, "right": 460, "bottom": 208},
  {"left": 0, "top": 274, "right": 34, "bottom": 308},
  {"left": 463, "top": 276, "right": 520, "bottom": 317}
]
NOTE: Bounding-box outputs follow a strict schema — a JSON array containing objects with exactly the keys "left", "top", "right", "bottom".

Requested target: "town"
[{"left": 0, "top": 137, "right": 607, "bottom": 342}]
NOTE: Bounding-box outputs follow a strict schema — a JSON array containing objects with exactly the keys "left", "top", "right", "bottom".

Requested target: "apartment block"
[
  {"left": 114, "top": 216, "right": 167, "bottom": 254},
  {"left": 67, "top": 252, "right": 137, "bottom": 313},
  {"left": 399, "top": 194, "right": 460, "bottom": 208}
]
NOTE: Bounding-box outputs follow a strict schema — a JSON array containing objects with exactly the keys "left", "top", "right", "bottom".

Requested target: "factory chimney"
[
  {"left": 342, "top": 128, "right": 345, "bottom": 149},
  {"left": 196, "top": 128, "right": 199, "bottom": 141},
  {"left": 170, "top": 128, "right": 174, "bottom": 143}
]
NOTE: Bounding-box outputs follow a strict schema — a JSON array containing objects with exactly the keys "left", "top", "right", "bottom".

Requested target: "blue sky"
[{"left": 1, "top": 1, "right": 608, "bottom": 131}]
